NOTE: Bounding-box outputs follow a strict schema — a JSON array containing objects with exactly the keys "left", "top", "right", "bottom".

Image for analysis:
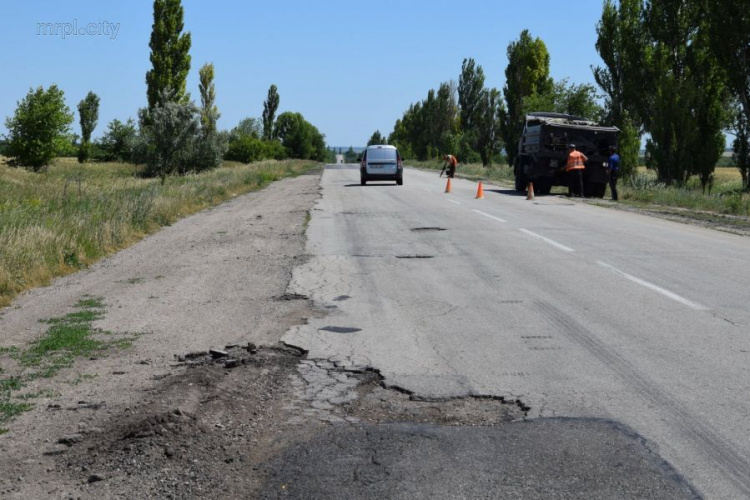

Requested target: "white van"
[{"left": 360, "top": 145, "right": 403, "bottom": 185}]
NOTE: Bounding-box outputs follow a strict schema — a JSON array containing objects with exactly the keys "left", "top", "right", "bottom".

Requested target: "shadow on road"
[
  {"left": 486, "top": 188, "right": 527, "bottom": 197},
  {"left": 344, "top": 184, "right": 399, "bottom": 187}
]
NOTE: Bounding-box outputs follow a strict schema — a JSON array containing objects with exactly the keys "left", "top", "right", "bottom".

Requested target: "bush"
[
  {"left": 98, "top": 118, "right": 138, "bottom": 162},
  {"left": 5, "top": 85, "right": 74, "bottom": 170},
  {"left": 56, "top": 136, "right": 79, "bottom": 158},
  {"left": 186, "top": 132, "right": 228, "bottom": 172},
  {"left": 139, "top": 90, "right": 227, "bottom": 179},
  {"left": 263, "top": 140, "right": 287, "bottom": 160},
  {"left": 141, "top": 92, "right": 200, "bottom": 181},
  {"left": 225, "top": 135, "right": 266, "bottom": 163}
]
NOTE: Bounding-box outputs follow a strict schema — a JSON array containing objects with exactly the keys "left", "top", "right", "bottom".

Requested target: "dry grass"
[
  {"left": 621, "top": 167, "right": 750, "bottom": 215},
  {"left": 408, "top": 160, "right": 515, "bottom": 183},
  {"left": 0, "top": 157, "right": 317, "bottom": 307}
]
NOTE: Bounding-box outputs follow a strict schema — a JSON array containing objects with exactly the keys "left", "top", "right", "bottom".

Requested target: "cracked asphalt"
[{"left": 281, "top": 164, "right": 750, "bottom": 498}]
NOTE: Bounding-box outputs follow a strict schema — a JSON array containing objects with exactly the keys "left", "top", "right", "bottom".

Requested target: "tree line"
[
  {"left": 2, "top": 0, "right": 330, "bottom": 180},
  {"left": 381, "top": 0, "right": 750, "bottom": 191}
]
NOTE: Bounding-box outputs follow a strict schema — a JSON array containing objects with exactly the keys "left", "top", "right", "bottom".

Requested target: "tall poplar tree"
[
  {"left": 500, "top": 30, "right": 553, "bottom": 167},
  {"left": 198, "top": 63, "right": 219, "bottom": 136},
  {"left": 642, "top": 0, "right": 727, "bottom": 186},
  {"left": 476, "top": 88, "right": 502, "bottom": 166},
  {"left": 458, "top": 58, "right": 485, "bottom": 140},
  {"left": 708, "top": 1, "right": 750, "bottom": 189},
  {"left": 593, "top": 0, "right": 644, "bottom": 179},
  {"left": 77, "top": 91, "right": 100, "bottom": 163},
  {"left": 262, "top": 84, "right": 280, "bottom": 140},
  {"left": 146, "top": 0, "right": 192, "bottom": 110}
]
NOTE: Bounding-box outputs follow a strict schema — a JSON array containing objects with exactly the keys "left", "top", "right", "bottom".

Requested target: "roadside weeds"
[{"left": 0, "top": 297, "right": 136, "bottom": 433}]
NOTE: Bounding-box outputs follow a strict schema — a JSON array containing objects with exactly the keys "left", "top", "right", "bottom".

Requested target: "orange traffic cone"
[
  {"left": 476, "top": 181, "right": 484, "bottom": 199},
  {"left": 445, "top": 177, "right": 452, "bottom": 193},
  {"left": 526, "top": 182, "right": 535, "bottom": 200}
]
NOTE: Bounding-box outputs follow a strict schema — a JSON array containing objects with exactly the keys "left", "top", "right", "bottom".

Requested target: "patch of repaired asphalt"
[
  {"left": 261, "top": 418, "right": 701, "bottom": 500},
  {"left": 44, "top": 344, "right": 701, "bottom": 499}
]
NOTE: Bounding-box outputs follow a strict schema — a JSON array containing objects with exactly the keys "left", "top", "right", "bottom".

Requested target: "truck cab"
[{"left": 514, "top": 112, "right": 620, "bottom": 197}]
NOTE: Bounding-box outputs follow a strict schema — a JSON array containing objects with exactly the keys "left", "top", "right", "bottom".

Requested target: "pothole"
[
  {"left": 319, "top": 326, "right": 362, "bottom": 334},
  {"left": 411, "top": 227, "right": 447, "bottom": 232},
  {"left": 291, "top": 359, "right": 527, "bottom": 427},
  {"left": 275, "top": 293, "right": 309, "bottom": 301},
  {"left": 347, "top": 375, "right": 526, "bottom": 425}
]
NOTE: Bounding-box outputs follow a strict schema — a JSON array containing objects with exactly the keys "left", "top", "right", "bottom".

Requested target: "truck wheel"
[
  {"left": 535, "top": 180, "right": 552, "bottom": 195},
  {"left": 590, "top": 182, "right": 606, "bottom": 198},
  {"left": 515, "top": 172, "right": 527, "bottom": 192}
]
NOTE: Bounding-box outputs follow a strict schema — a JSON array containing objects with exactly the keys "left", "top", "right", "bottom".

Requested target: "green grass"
[
  {"left": 0, "top": 296, "right": 134, "bottom": 430},
  {"left": 68, "top": 373, "right": 98, "bottom": 386},
  {"left": 617, "top": 168, "right": 750, "bottom": 216},
  {"left": 0, "top": 377, "right": 24, "bottom": 392},
  {"left": 0, "top": 401, "right": 32, "bottom": 428},
  {"left": 0, "top": 157, "right": 318, "bottom": 308},
  {"left": 20, "top": 297, "right": 109, "bottom": 376}
]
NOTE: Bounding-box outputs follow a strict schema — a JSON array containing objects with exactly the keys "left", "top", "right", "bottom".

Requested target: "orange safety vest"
[{"left": 566, "top": 151, "right": 587, "bottom": 172}]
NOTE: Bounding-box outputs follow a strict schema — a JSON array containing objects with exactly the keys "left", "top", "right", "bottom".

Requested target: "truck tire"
[
  {"left": 535, "top": 180, "right": 552, "bottom": 195},
  {"left": 589, "top": 182, "right": 606, "bottom": 198}
]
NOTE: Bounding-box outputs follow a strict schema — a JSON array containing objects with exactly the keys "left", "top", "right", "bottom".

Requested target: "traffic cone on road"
[
  {"left": 476, "top": 181, "right": 484, "bottom": 199},
  {"left": 526, "top": 182, "right": 535, "bottom": 200},
  {"left": 445, "top": 177, "right": 452, "bottom": 193}
]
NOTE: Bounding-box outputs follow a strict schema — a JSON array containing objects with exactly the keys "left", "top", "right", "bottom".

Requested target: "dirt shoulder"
[
  {"left": 585, "top": 198, "right": 750, "bottom": 237},
  {"left": 0, "top": 173, "right": 323, "bottom": 498}
]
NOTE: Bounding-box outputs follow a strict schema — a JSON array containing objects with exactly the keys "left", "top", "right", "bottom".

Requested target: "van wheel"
[
  {"left": 396, "top": 177, "right": 403, "bottom": 186},
  {"left": 361, "top": 177, "right": 366, "bottom": 185}
]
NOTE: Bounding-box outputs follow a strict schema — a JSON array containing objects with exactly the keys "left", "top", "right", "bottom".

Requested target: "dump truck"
[{"left": 514, "top": 112, "right": 620, "bottom": 197}]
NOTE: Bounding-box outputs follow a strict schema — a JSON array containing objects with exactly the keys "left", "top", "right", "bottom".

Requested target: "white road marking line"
[
  {"left": 473, "top": 210, "right": 506, "bottom": 223},
  {"left": 448, "top": 199, "right": 461, "bottom": 205},
  {"left": 424, "top": 188, "right": 432, "bottom": 192},
  {"left": 519, "top": 229, "right": 575, "bottom": 252},
  {"left": 597, "top": 261, "right": 708, "bottom": 311}
]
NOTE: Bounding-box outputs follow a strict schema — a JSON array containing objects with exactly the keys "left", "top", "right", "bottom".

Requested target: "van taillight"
[{"left": 397, "top": 155, "right": 402, "bottom": 168}]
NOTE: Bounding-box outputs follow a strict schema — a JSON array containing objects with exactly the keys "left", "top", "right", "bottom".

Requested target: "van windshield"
[{"left": 368, "top": 149, "right": 397, "bottom": 162}]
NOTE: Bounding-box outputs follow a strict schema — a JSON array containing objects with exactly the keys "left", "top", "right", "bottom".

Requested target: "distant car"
[{"left": 360, "top": 145, "right": 403, "bottom": 185}]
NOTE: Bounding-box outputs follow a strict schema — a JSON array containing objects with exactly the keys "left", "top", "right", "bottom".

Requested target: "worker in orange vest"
[
  {"left": 441, "top": 154, "right": 458, "bottom": 178},
  {"left": 565, "top": 144, "right": 588, "bottom": 197}
]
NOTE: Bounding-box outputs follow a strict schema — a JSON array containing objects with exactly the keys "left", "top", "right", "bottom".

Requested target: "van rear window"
[{"left": 367, "top": 149, "right": 397, "bottom": 162}]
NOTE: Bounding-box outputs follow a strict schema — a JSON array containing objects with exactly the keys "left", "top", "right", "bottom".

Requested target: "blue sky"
[{"left": 1, "top": 1, "right": 607, "bottom": 147}]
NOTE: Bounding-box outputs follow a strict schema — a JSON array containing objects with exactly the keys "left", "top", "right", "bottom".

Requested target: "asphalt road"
[{"left": 283, "top": 165, "right": 750, "bottom": 499}]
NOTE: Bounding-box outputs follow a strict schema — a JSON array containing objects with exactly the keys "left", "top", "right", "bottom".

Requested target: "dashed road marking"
[
  {"left": 597, "top": 261, "right": 708, "bottom": 311},
  {"left": 448, "top": 199, "right": 461, "bottom": 205},
  {"left": 519, "top": 229, "right": 575, "bottom": 252},
  {"left": 473, "top": 210, "right": 507, "bottom": 223}
]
